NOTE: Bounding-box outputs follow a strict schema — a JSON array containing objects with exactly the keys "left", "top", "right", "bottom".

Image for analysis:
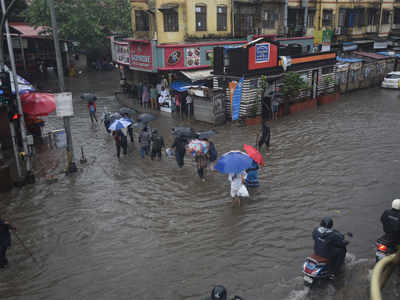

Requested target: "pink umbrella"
[{"left": 21, "top": 93, "right": 56, "bottom": 116}]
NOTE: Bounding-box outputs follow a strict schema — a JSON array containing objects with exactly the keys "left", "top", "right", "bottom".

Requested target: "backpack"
[{"left": 208, "top": 141, "right": 218, "bottom": 162}]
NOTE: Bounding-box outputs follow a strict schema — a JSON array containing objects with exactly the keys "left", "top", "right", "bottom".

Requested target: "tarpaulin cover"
[
  {"left": 232, "top": 77, "right": 243, "bottom": 121},
  {"left": 170, "top": 81, "right": 206, "bottom": 92},
  {"left": 336, "top": 56, "right": 363, "bottom": 63}
]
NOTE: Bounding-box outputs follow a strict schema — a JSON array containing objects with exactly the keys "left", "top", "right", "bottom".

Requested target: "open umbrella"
[
  {"left": 120, "top": 107, "right": 138, "bottom": 115},
  {"left": 108, "top": 118, "right": 132, "bottom": 131},
  {"left": 196, "top": 130, "right": 216, "bottom": 140},
  {"left": 21, "top": 92, "right": 56, "bottom": 116},
  {"left": 137, "top": 113, "right": 156, "bottom": 123},
  {"left": 215, "top": 151, "right": 253, "bottom": 174},
  {"left": 172, "top": 127, "right": 196, "bottom": 138},
  {"left": 109, "top": 112, "right": 122, "bottom": 122},
  {"left": 244, "top": 144, "right": 264, "bottom": 166},
  {"left": 187, "top": 139, "right": 209, "bottom": 156},
  {"left": 80, "top": 93, "right": 97, "bottom": 101}
]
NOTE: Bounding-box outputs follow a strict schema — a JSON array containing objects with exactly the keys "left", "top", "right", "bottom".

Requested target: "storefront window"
[
  {"left": 196, "top": 5, "right": 207, "bottom": 31},
  {"left": 164, "top": 10, "right": 179, "bottom": 32},
  {"left": 217, "top": 6, "right": 227, "bottom": 31}
]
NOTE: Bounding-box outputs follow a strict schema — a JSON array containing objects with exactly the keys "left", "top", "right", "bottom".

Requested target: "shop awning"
[
  {"left": 180, "top": 69, "right": 213, "bottom": 82},
  {"left": 8, "top": 22, "right": 49, "bottom": 38},
  {"left": 170, "top": 81, "right": 205, "bottom": 92}
]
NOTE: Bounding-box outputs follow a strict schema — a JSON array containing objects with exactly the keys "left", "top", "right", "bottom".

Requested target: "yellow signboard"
[{"left": 314, "top": 30, "right": 323, "bottom": 45}]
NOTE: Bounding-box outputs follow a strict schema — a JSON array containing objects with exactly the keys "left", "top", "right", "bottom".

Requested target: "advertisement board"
[
  {"left": 55, "top": 92, "right": 74, "bottom": 117},
  {"left": 248, "top": 43, "right": 278, "bottom": 70},
  {"left": 130, "top": 42, "right": 153, "bottom": 71},
  {"left": 164, "top": 47, "right": 185, "bottom": 69}
]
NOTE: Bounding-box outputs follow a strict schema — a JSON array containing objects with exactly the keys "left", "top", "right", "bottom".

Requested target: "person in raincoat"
[
  {"left": 245, "top": 159, "right": 259, "bottom": 187},
  {"left": 228, "top": 171, "right": 248, "bottom": 207},
  {"left": 0, "top": 218, "right": 15, "bottom": 268},
  {"left": 171, "top": 136, "right": 187, "bottom": 168},
  {"left": 151, "top": 129, "right": 165, "bottom": 160}
]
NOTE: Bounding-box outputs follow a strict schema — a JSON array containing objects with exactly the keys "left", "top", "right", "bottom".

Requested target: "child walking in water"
[{"left": 228, "top": 171, "right": 248, "bottom": 207}]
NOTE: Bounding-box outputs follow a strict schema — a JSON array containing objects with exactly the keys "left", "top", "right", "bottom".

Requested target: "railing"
[{"left": 370, "top": 249, "right": 400, "bottom": 300}]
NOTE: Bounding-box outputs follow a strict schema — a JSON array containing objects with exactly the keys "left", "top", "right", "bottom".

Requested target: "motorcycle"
[
  {"left": 375, "top": 235, "right": 398, "bottom": 262},
  {"left": 302, "top": 233, "right": 351, "bottom": 287}
]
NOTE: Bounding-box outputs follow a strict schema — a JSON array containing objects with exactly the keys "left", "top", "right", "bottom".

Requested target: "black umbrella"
[
  {"left": 80, "top": 93, "right": 97, "bottom": 101},
  {"left": 172, "top": 127, "right": 196, "bottom": 138},
  {"left": 132, "top": 122, "right": 146, "bottom": 129},
  {"left": 137, "top": 113, "right": 156, "bottom": 123},
  {"left": 120, "top": 107, "right": 138, "bottom": 115},
  {"left": 196, "top": 130, "right": 216, "bottom": 140}
]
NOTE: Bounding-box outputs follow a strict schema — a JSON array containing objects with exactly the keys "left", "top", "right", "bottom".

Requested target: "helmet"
[
  {"left": 320, "top": 217, "right": 333, "bottom": 229},
  {"left": 392, "top": 199, "right": 400, "bottom": 210},
  {"left": 211, "top": 285, "right": 227, "bottom": 300}
]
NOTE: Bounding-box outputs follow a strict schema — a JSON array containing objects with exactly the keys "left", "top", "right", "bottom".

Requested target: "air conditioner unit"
[{"left": 335, "top": 27, "right": 342, "bottom": 35}]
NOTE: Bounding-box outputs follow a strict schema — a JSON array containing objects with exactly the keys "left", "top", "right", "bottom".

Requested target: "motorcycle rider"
[
  {"left": 205, "top": 286, "right": 243, "bottom": 300},
  {"left": 312, "top": 217, "right": 348, "bottom": 279},
  {"left": 380, "top": 199, "right": 400, "bottom": 245}
]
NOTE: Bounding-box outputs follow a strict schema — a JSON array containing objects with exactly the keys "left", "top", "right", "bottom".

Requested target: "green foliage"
[
  {"left": 281, "top": 72, "right": 309, "bottom": 100},
  {"left": 26, "top": 0, "right": 132, "bottom": 59},
  {"left": 4, "top": 0, "right": 28, "bottom": 20}
]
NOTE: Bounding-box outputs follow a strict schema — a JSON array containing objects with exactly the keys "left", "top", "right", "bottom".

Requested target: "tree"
[
  {"left": 280, "top": 72, "right": 309, "bottom": 115},
  {"left": 26, "top": 0, "right": 131, "bottom": 59}
]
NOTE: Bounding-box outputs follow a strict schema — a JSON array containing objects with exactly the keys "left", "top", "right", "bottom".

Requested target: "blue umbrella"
[
  {"left": 215, "top": 151, "right": 253, "bottom": 174},
  {"left": 108, "top": 118, "right": 132, "bottom": 131}
]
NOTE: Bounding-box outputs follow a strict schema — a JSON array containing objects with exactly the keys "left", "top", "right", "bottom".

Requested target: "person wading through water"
[
  {"left": 0, "top": 218, "right": 16, "bottom": 268},
  {"left": 257, "top": 121, "right": 270, "bottom": 150}
]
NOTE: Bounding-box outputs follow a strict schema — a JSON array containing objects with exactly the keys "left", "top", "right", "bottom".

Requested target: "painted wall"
[
  {"left": 184, "top": 0, "right": 232, "bottom": 39},
  {"left": 156, "top": 0, "right": 186, "bottom": 44}
]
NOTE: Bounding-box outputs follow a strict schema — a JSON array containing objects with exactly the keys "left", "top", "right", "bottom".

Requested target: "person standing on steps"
[{"left": 88, "top": 101, "right": 98, "bottom": 126}]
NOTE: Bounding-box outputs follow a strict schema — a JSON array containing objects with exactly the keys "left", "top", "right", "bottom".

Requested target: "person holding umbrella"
[
  {"left": 215, "top": 151, "right": 253, "bottom": 207},
  {"left": 257, "top": 121, "right": 270, "bottom": 150},
  {"left": 81, "top": 93, "right": 98, "bottom": 126},
  {"left": 243, "top": 144, "right": 264, "bottom": 187},
  {"left": 139, "top": 126, "right": 151, "bottom": 158},
  {"left": 108, "top": 118, "right": 133, "bottom": 159}
]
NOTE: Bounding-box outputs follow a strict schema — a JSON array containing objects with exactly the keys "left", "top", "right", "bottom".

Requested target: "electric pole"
[{"left": 48, "top": 0, "right": 77, "bottom": 173}]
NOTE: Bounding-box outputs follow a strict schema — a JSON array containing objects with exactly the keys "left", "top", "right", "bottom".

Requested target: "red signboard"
[
  {"left": 164, "top": 47, "right": 185, "bottom": 69},
  {"left": 248, "top": 43, "right": 278, "bottom": 70},
  {"left": 130, "top": 42, "right": 153, "bottom": 71}
]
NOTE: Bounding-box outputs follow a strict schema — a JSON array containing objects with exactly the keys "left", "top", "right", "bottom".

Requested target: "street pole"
[
  {"left": 1, "top": 0, "right": 33, "bottom": 183},
  {"left": 48, "top": 0, "right": 77, "bottom": 173}
]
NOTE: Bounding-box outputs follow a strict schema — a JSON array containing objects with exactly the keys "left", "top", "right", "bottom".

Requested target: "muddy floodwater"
[{"left": 1, "top": 70, "right": 400, "bottom": 300}]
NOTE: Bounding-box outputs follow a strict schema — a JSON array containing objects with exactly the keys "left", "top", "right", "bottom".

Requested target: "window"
[
  {"left": 196, "top": 5, "right": 207, "bottom": 31},
  {"left": 135, "top": 10, "right": 149, "bottom": 31},
  {"left": 322, "top": 9, "right": 333, "bottom": 27},
  {"left": 217, "top": 6, "right": 227, "bottom": 31},
  {"left": 263, "top": 10, "right": 275, "bottom": 29},
  {"left": 367, "top": 8, "right": 378, "bottom": 25},
  {"left": 382, "top": 10, "right": 390, "bottom": 25},
  {"left": 163, "top": 10, "right": 179, "bottom": 32},
  {"left": 308, "top": 10, "right": 315, "bottom": 28}
]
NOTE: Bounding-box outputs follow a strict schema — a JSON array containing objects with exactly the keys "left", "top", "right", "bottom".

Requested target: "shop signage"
[
  {"left": 163, "top": 47, "right": 185, "bottom": 69},
  {"left": 248, "top": 43, "right": 278, "bottom": 70},
  {"left": 130, "top": 42, "right": 152, "bottom": 71},
  {"left": 255, "top": 43, "right": 270, "bottom": 63},
  {"left": 115, "top": 43, "right": 130, "bottom": 65},
  {"left": 55, "top": 92, "right": 74, "bottom": 117},
  {"left": 186, "top": 48, "right": 201, "bottom": 67}
]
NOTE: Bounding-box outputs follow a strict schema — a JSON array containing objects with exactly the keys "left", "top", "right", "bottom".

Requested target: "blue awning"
[
  {"left": 170, "top": 81, "right": 206, "bottom": 92},
  {"left": 336, "top": 56, "right": 363, "bottom": 63},
  {"left": 376, "top": 51, "right": 400, "bottom": 58}
]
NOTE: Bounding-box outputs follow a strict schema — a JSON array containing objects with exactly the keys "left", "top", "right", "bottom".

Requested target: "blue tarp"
[
  {"left": 170, "top": 81, "right": 201, "bottom": 92},
  {"left": 336, "top": 56, "right": 363, "bottom": 63},
  {"left": 232, "top": 78, "right": 243, "bottom": 121},
  {"left": 377, "top": 51, "right": 400, "bottom": 58}
]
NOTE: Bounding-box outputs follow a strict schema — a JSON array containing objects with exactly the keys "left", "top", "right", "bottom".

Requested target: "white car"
[{"left": 381, "top": 71, "right": 400, "bottom": 88}]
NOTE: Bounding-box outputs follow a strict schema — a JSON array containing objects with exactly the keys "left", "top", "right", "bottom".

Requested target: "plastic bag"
[{"left": 238, "top": 185, "right": 249, "bottom": 197}]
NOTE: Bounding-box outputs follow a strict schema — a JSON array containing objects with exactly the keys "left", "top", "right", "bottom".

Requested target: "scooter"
[
  {"left": 302, "top": 234, "right": 351, "bottom": 287},
  {"left": 302, "top": 253, "right": 331, "bottom": 287},
  {"left": 375, "top": 235, "right": 398, "bottom": 262}
]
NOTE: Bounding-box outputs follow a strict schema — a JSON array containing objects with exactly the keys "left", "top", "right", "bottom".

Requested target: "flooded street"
[{"left": 1, "top": 70, "right": 400, "bottom": 300}]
